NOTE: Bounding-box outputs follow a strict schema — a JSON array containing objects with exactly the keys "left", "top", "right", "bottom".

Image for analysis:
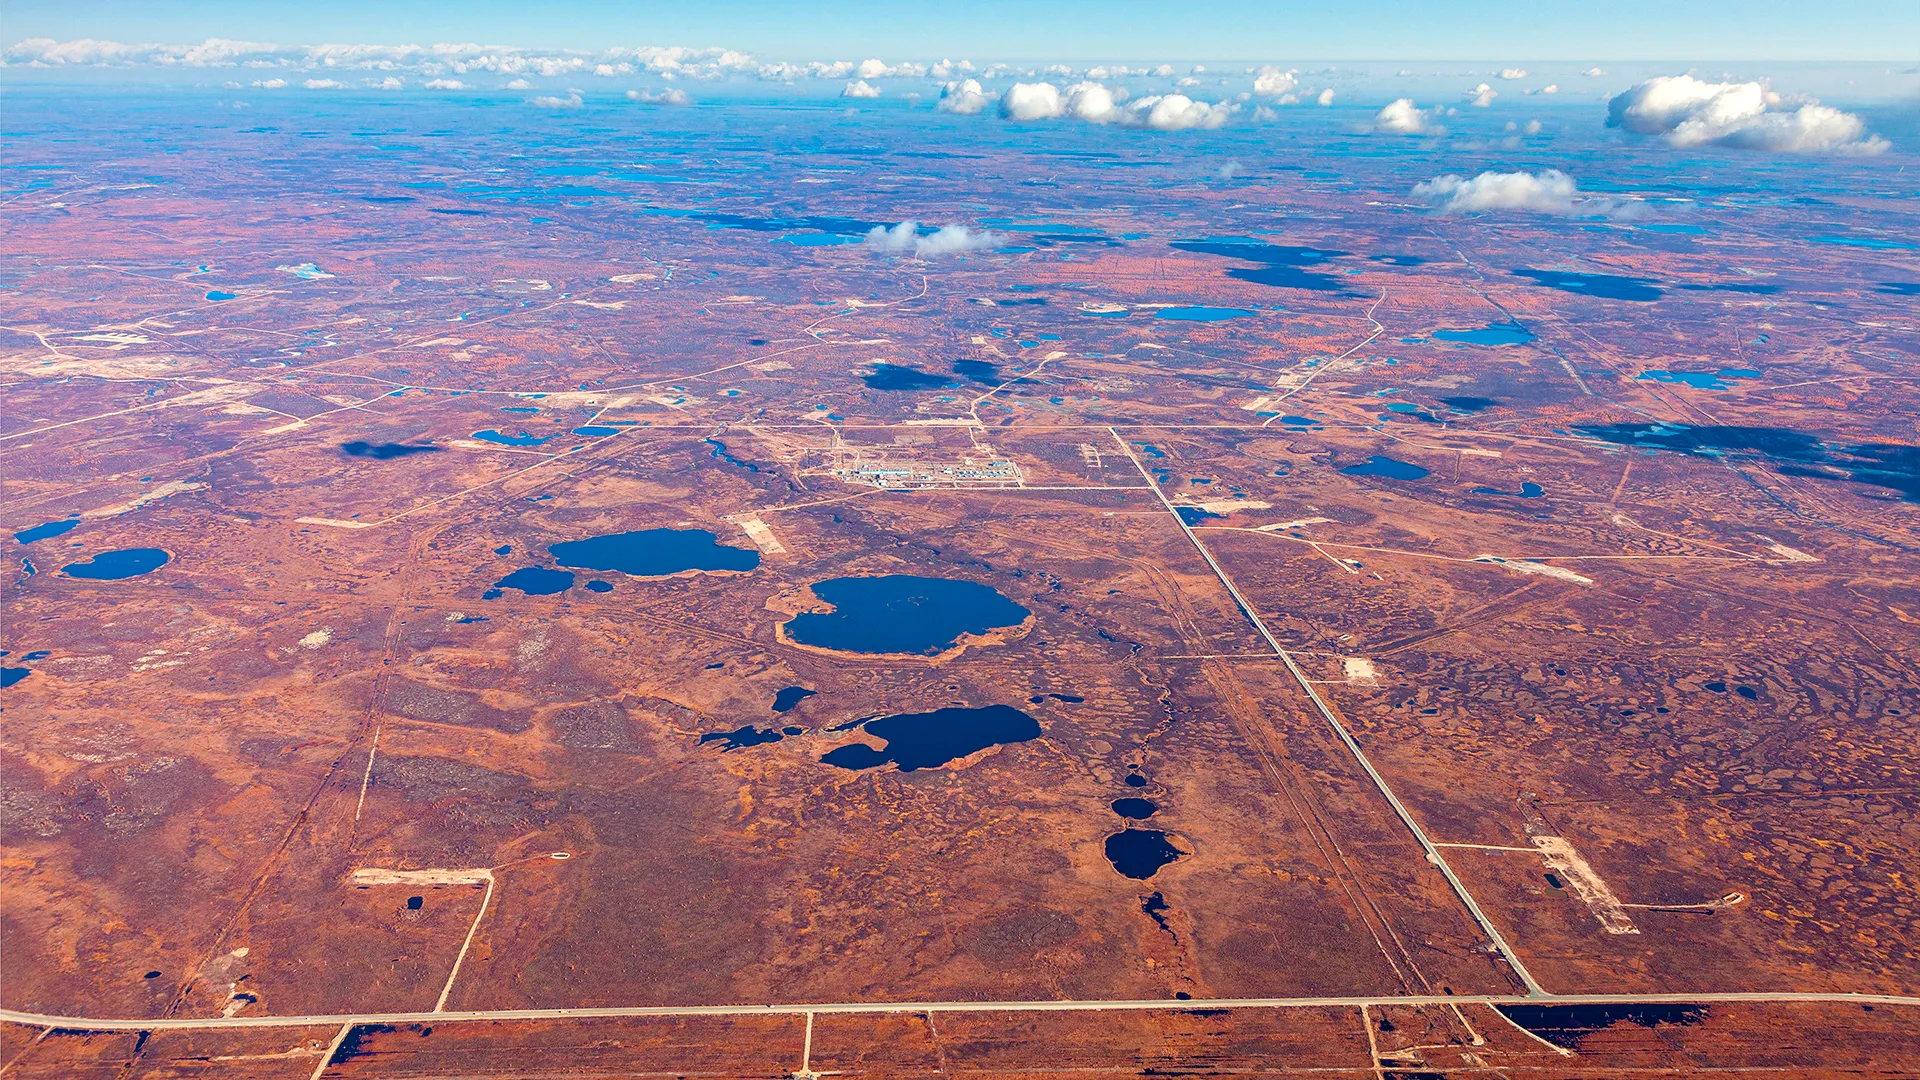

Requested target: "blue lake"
[
  {"left": 1512, "top": 268, "right": 1662, "bottom": 302},
  {"left": 14, "top": 518, "right": 79, "bottom": 544},
  {"left": 1155, "top": 306, "right": 1255, "bottom": 322},
  {"left": 550, "top": 528, "right": 759, "bottom": 577},
  {"left": 785, "top": 574, "right": 1029, "bottom": 655},
  {"left": 1340, "top": 456, "right": 1430, "bottom": 481},
  {"left": 1638, "top": 369, "right": 1761, "bottom": 390},
  {"left": 1433, "top": 322, "right": 1534, "bottom": 345},
  {"left": 1812, "top": 236, "right": 1914, "bottom": 250},
  {"left": 822, "top": 704, "right": 1041, "bottom": 772},
  {"left": 1105, "top": 829, "right": 1187, "bottom": 879},
  {"left": 205, "top": 290, "right": 236, "bottom": 301},
  {"left": 572, "top": 426, "right": 620, "bottom": 436},
  {"left": 773, "top": 686, "right": 817, "bottom": 713},
  {"left": 484, "top": 566, "right": 575, "bottom": 599},
  {"left": 471, "top": 429, "right": 554, "bottom": 447},
  {"left": 62, "top": 548, "right": 169, "bottom": 579}
]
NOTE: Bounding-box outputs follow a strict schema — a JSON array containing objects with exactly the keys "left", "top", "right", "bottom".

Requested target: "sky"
[{"left": 6, "top": 0, "right": 1920, "bottom": 63}]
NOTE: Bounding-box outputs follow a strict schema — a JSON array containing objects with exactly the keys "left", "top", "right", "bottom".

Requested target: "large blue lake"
[
  {"left": 551, "top": 528, "right": 759, "bottom": 576},
  {"left": 784, "top": 574, "right": 1029, "bottom": 654},
  {"left": 62, "top": 548, "right": 169, "bottom": 579},
  {"left": 822, "top": 704, "right": 1042, "bottom": 772}
]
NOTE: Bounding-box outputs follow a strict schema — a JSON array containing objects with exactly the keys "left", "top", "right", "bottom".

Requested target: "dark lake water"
[
  {"left": 1441, "top": 396, "right": 1502, "bottom": 412},
  {"left": 822, "top": 704, "right": 1041, "bottom": 772},
  {"left": 1, "top": 668, "right": 31, "bottom": 688},
  {"left": 14, "top": 518, "right": 79, "bottom": 544},
  {"left": 785, "top": 574, "right": 1029, "bottom": 654},
  {"left": 62, "top": 548, "right": 169, "bottom": 579},
  {"left": 584, "top": 580, "right": 613, "bottom": 593},
  {"left": 1170, "top": 239, "right": 1355, "bottom": 294},
  {"left": 1512, "top": 268, "right": 1662, "bottom": 302},
  {"left": 1111, "top": 797, "right": 1159, "bottom": 820},
  {"left": 1433, "top": 322, "right": 1534, "bottom": 345},
  {"left": 484, "top": 566, "right": 575, "bottom": 598},
  {"left": 1493, "top": 1003, "right": 1706, "bottom": 1051},
  {"left": 1471, "top": 482, "right": 1545, "bottom": 498},
  {"left": 205, "top": 290, "right": 236, "bottom": 301},
  {"left": 1577, "top": 423, "right": 1920, "bottom": 503},
  {"left": 953, "top": 359, "right": 1001, "bottom": 383},
  {"left": 550, "top": 528, "right": 760, "bottom": 577},
  {"left": 572, "top": 426, "right": 620, "bottom": 436},
  {"left": 1340, "top": 455, "right": 1430, "bottom": 480},
  {"left": 865, "top": 363, "right": 959, "bottom": 390},
  {"left": 471, "top": 429, "right": 554, "bottom": 447},
  {"left": 342, "top": 441, "right": 440, "bottom": 459},
  {"left": 1105, "top": 829, "right": 1186, "bottom": 879},
  {"left": 700, "top": 724, "right": 787, "bottom": 751},
  {"left": 773, "top": 685, "right": 817, "bottom": 712}
]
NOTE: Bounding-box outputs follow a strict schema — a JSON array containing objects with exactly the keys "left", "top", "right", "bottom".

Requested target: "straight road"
[{"left": 4, "top": 990, "right": 1916, "bottom": 1034}]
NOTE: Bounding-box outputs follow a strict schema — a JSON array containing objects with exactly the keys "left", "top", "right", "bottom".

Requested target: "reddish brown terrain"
[{"left": 2, "top": 87, "right": 1917, "bottom": 1077}]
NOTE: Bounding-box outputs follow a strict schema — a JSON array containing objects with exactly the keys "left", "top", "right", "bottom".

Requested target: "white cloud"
[
  {"left": 1371, "top": 98, "right": 1431, "bottom": 134},
  {"left": 628, "top": 87, "right": 692, "bottom": 105},
  {"left": 1316, "top": 87, "right": 1335, "bottom": 106},
  {"left": 1466, "top": 82, "right": 1497, "bottom": 107},
  {"left": 1000, "top": 81, "right": 1064, "bottom": 120},
  {"left": 531, "top": 92, "right": 583, "bottom": 109},
  {"left": 1153, "top": 64, "right": 1175, "bottom": 77},
  {"left": 1582, "top": 67, "right": 1607, "bottom": 77},
  {"left": 1498, "top": 68, "right": 1528, "bottom": 80},
  {"left": 371, "top": 76, "right": 402, "bottom": 90},
  {"left": 424, "top": 78, "right": 466, "bottom": 89},
  {"left": 1413, "top": 169, "right": 1585, "bottom": 214},
  {"left": 1525, "top": 84, "right": 1559, "bottom": 95},
  {"left": 937, "top": 78, "right": 991, "bottom": 114},
  {"left": 251, "top": 77, "right": 286, "bottom": 88},
  {"left": 997, "top": 81, "right": 1230, "bottom": 130},
  {"left": 841, "top": 79, "right": 880, "bottom": 98},
  {"left": 303, "top": 78, "right": 347, "bottom": 89},
  {"left": 1216, "top": 160, "right": 1243, "bottom": 179},
  {"left": 865, "top": 222, "right": 1003, "bottom": 257},
  {"left": 1607, "top": 75, "right": 1888, "bottom": 154},
  {"left": 505, "top": 78, "right": 534, "bottom": 89}
]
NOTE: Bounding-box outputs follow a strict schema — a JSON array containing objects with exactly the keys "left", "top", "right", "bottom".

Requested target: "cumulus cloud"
[
  {"left": 1582, "top": 67, "right": 1607, "bottom": 77},
  {"left": 840, "top": 79, "right": 880, "bottom": 98},
  {"left": 1370, "top": 98, "right": 1432, "bottom": 134},
  {"left": 1466, "top": 82, "right": 1496, "bottom": 107},
  {"left": 1316, "top": 88, "right": 1335, "bottom": 106},
  {"left": 1000, "top": 81, "right": 1063, "bottom": 120},
  {"left": 1525, "top": 84, "right": 1559, "bottom": 95},
  {"left": 505, "top": 78, "right": 534, "bottom": 89},
  {"left": 998, "top": 81, "right": 1230, "bottom": 130},
  {"left": 864, "top": 222, "right": 1003, "bottom": 257},
  {"left": 531, "top": 91, "right": 583, "bottom": 109},
  {"left": 1413, "top": 169, "right": 1586, "bottom": 214},
  {"left": 628, "top": 86, "right": 692, "bottom": 105},
  {"left": 937, "top": 78, "right": 991, "bottom": 114},
  {"left": 424, "top": 78, "right": 466, "bottom": 89},
  {"left": 1498, "top": 68, "right": 1528, "bottom": 80},
  {"left": 303, "top": 78, "right": 347, "bottom": 89},
  {"left": 371, "top": 76, "right": 402, "bottom": 90},
  {"left": 1607, "top": 75, "right": 1888, "bottom": 154},
  {"left": 1216, "top": 160, "right": 1243, "bottom": 179},
  {"left": 251, "top": 77, "right": 286, "bottom": 88}
]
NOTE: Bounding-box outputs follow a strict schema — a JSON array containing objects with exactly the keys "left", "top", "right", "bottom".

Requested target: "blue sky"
[{"left": 6, "top": 0, "right": 1919, "bottom": 62}]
